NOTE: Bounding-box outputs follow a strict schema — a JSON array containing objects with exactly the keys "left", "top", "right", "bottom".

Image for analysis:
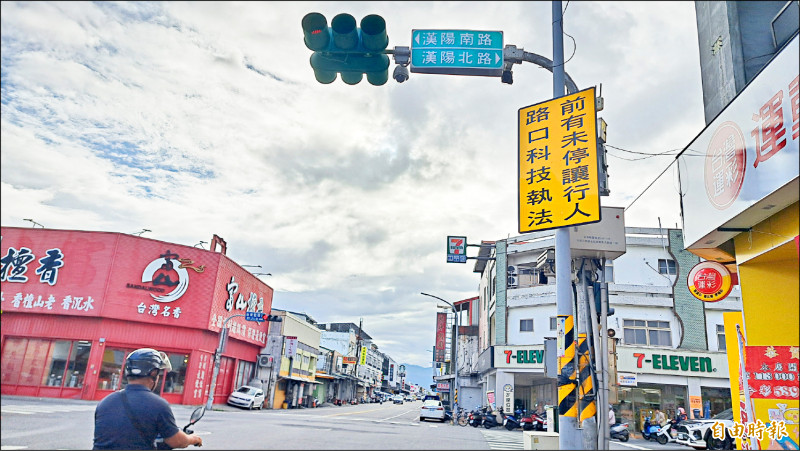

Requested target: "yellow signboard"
[
  {"left": 518, "top": 87, "right": 600, "bottom": 233},
  {"left": 360, "top": 346, "right": 367, "bottom": 366}
]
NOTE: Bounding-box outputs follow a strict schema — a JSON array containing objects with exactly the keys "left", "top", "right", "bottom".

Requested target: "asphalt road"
[{"left": 0, "top": 395, "right": 695, "bottom": 450}]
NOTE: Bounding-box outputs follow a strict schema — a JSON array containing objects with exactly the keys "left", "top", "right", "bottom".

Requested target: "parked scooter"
[
  {"left": 529, "top": 410, "right": 547, "bottom": 431},
  {"left": 468, "top": 408, "right": 484, "bottom": 428},
  {"left": 610, "top": 422, "right": 630, "bottom": 442},
  {"left": 642, "top": 416, "right": 662, "bottom": 442},
  {"left": 482, "top": 407, "right": 501, "bottom": 429},
  {"left": 155, "top": 406, "right": 204, "bottom": 450},
  {"left": 503, "top": 408, "right": 525, "bottom": 431}
]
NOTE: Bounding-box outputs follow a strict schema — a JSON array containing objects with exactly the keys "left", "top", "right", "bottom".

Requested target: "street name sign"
[
  {"left": 447, "top": 235, "right": 467, "bottom": 263},
  {"left": 410, "top": 29, "right": 503, "bottom": 76},
  {"left": 245, "top": 311, "right": 265, "bottom": 322},
  {"left": 518, "top": 86, "right": 601, "bottom": 233}
]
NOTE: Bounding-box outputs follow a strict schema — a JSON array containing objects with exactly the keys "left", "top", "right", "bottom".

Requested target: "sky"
[{"left": 0, "top": 1, "right": 706, "bottom": 367}]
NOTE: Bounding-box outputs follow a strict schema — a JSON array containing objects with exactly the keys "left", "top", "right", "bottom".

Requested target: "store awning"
[{"left": 278, "top": 375, "right": 322, "bottom": 384}]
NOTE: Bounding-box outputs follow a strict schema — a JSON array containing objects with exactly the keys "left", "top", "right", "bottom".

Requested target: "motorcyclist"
[{"left": 93, "top": 348, "right": 203, "bottom": 450}]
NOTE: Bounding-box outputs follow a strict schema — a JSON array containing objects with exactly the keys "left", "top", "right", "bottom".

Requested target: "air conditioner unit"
[
  {"left": 507, "top": 265, "right": 518, "bottom": 276},
  {"left": 507, "top": 275, "right": 518, "bottom": 288},
  {"left": 258, "top": 355, "right": 273, "bottom": 368}
]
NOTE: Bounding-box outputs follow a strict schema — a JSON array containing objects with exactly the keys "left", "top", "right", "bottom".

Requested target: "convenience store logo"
[{"left": 634, "top": 352, "right": 717, "bottom": 373}]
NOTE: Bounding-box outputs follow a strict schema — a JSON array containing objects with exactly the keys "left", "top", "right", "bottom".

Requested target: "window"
[
  {"left": 162, "top": 353, "right": 189, "bottom": 394},
  {"left": 658, "top": 259, "right": 677, "bottom": 275},
  {"left": 717, "top": 324, "right": 726, "bottom": 351},
  {"left": 0, "top": 338, "right": 92, "bottom": 388},
  {"left": 623, "top": 320, "right": 671, "bottom": 346},
  {"left": 520, "top": 319, "right": 534, "bottom": 332},
  {"left": 97, "top": 348, "right": 129, "bottom": 391},
  {"left": 550, "top": 317, "right": 557, "bottom": 331}
]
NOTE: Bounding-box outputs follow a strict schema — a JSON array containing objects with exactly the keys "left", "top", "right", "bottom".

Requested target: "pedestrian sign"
[
  {"left": 410, "top": 29, "right": 503, "bottom": 76},
  {"left": 518, "top": 87, "right": 601, "bottom": 233},
  {"left": 447, "top": 236, "right": 467, "bottom": 263}
]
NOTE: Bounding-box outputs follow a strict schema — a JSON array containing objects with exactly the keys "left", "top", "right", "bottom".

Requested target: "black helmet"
[{"left": 125, "top": 348, "right": 172, "bottom": 378}]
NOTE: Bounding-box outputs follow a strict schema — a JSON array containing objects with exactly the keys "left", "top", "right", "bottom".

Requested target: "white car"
[
  {"left": 392, "top": 395, "right": 404, "bottom": 404},
  {"left": 227, "top": 385, "right": 265, "bottom": 410},
  {"left": 420, "top": 399, "right": 446, "bottom": 422},
  {"left": 675, "top": 408, "right": 735, "bottom": 450}
]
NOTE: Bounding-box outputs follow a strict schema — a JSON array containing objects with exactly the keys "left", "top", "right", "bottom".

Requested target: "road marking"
[
  {"left": 613, "top": 442, "right": 650, "bottom": 450},
  {"left": 480, "top": 429, "right": 524, "bottom": 450},
  {"left": 1, "top": 405, "right": 96, "bottom": 415},
  {"left": 1, "top": 446, "right": 29, "bottom": 450},
  {"left": 322, "top": 407, "right": 387, "bottom": 417}
]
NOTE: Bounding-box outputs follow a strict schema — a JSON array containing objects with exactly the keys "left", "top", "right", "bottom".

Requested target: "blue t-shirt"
[{"left": 93, "top": 384, "right": 180, "bottom": 450}]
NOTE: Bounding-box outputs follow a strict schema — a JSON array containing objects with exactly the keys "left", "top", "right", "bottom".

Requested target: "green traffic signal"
[{"left": 301, "top": 12, "right": 390, "bottom": 86}]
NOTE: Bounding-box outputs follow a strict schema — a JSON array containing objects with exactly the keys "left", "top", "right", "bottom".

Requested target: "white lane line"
[{"left": 613, "top": 441, "right": 651, "bottom": 450}]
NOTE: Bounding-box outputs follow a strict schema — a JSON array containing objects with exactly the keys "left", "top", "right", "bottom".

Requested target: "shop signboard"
[
  {"left": 503, "top": 384, "right": 514, "bottom": 413},
  {"left": 494, "top": 345, "right": 545, "bottom": 369},
  {"left": 617, "top": 372, "right": 638, "bottom": 387},
  {"left": 343, "top": 356, "right": 357, "bottom": 365},
  {"left": 284, "top": 336, "right": 298, "bottom": 358},
  {"left": 0, "top": 228, "right": 275, "bottom": 347},
  {"left": 437, "top": 382, "right": 450, "bottom": 392},
  {"left": 617, "top": 346, "right": 729, "bottom": 378},
  {"left": 678, "top": 36, "right": 799, "bottom": 250},
  {"left": 435, "top": 312, "right": 447, "bottom": 362},
  {"left": 687, "top": 261, "right": 734, "bottom": 302},
  {"left": 744, "top": 345, "right": 799, "bottom": 400},
  {"left": 447, "top": 236, "right": 467, "bottom": 263}
]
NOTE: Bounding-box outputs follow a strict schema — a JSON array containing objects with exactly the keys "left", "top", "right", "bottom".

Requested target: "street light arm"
[{"left": 503, "top": 45, "right": 579, "bottom": 94}]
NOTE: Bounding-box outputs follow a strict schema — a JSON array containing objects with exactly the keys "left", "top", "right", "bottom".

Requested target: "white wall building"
[{"left": 471, "top": 227, "right": 742, "bottom": 430}]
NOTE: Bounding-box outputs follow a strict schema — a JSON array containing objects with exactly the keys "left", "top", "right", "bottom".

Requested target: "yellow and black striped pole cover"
[
  {"left": 557, "top": 315, "right": 577, "bottom": 417},
  {"left": 578, "top": 333, "right": 597, "bottom": 423}
]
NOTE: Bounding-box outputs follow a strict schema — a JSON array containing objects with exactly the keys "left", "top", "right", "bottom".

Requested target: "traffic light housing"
[
  {"left": 593, "top": 281, "right": 615, "bottom": 317},
  {"left": 302, "top": 12, "right": 390, "bottom": 86},
  {"left": 265, "top": 314, "right": 282, "bottom": 322}
]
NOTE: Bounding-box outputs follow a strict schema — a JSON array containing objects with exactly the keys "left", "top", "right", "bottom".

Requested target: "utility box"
[
  {"left": 524, "top": 431, "right": 559, "bottom": 450},
  {"left": 569, "top": 206, "right": 626, "bottom": 260}
]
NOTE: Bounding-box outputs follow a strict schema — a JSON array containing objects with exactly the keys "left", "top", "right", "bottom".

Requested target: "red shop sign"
[{"left": 744, "top": 345, "right": 799, "bottom": 400}]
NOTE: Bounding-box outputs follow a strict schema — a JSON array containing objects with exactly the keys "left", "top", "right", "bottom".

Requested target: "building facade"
[
  {"left": 680, "top": 2, "right": 799, "bottom": 447},
  {"left": 1, "top": 227, "right": 274, "bottom": 406},
  {"left": 467, "top": 227, "right": 741, "bottom": 431}
]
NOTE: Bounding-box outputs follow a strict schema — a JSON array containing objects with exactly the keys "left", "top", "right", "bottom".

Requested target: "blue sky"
[{"left": 1, "top": 1, "right": 704, "bottom": 366}]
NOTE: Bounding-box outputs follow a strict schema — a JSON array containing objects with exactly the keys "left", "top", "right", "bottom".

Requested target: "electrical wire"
[{"left": 624, "top": 158, "right": 678, "bottom": 212}]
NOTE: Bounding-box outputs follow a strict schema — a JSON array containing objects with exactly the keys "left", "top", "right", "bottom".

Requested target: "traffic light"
[
  {"left": 593, "top": 281, "right": 614, "bottom": 317},
  {"left": 301, "top": 12, "right": 390, "bottom": 86},
  {"left": 265, "top": 314, "right": 282, "bottom": 322}
]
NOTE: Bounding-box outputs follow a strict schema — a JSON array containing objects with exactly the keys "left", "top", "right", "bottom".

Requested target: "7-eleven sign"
[{"left": 447, "top": 236, "right": 467, "bottom": 263}]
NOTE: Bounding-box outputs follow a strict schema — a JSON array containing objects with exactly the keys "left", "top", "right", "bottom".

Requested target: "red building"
[{"left": 1, "top": 227, "right": 273, "bottom": 405}]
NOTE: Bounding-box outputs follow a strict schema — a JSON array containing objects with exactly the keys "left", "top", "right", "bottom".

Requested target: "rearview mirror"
[{"left": 189, "top": 406, "right": 205, "bottom": 424}]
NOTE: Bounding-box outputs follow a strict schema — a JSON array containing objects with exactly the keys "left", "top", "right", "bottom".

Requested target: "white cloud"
[{"left": 1, "top": 1, "right": 705, "bottom": 366}]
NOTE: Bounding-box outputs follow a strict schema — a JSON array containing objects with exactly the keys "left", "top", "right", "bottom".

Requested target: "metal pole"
[
  {"left": 599, "top": 258, "right": 610, "bottom": 450},
  {"left": 553, "top": 1, "right": 581, "bottom": 449},
  {"left": 206, "top": 314, "right": 246, "bottom": 410},
  {"left": 453, "top": 303, "right": 459, "bottom": 420}
]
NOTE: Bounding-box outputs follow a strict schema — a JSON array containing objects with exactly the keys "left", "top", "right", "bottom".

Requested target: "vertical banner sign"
[
  {"left": 447, "top": 236, "right": 468, "bottom": 263},
  {"left": 435, "top": 312, "right": 448, "bottom": 362},
  {"left": 518, "top": 87, "right": 600, "bottom": 233},
  {"left": 284, "top": 336, "right": 298, "bottom": 358},
  {"left": 503, "top": 384, "right": 514, "bottom": 414},
  {"left": 360, "top": 346, "right": 367, "bottom": 366}
]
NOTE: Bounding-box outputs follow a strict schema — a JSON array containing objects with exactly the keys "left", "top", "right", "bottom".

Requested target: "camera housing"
[{"left": 393, "top": 65, "right": 409, "bottom": 83}]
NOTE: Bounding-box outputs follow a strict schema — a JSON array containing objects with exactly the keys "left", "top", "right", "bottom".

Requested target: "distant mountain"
[{"left": 401, "top": 363, "right": 434, "bottom": 388}]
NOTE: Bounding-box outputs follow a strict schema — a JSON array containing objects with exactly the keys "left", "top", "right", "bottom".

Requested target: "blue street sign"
[
  {"left": 245, "top": 311, "right": 265, "bottom": 322},
  {"left": 410, "top": 29, "right": 503, "bottom": 76}
]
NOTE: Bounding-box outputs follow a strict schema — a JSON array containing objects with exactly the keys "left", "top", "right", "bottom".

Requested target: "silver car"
[{"left": 227, "top": 385, "right": 265, "bottom": 410}]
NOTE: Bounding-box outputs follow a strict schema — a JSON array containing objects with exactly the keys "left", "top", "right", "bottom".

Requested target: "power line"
[{"left": 624, "top": 158, "right": 678, "bottom": 212}]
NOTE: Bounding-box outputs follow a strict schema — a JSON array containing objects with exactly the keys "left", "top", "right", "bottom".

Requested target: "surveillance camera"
[{"left": 393, "top": 65, "right": 409, "bottom": 83}]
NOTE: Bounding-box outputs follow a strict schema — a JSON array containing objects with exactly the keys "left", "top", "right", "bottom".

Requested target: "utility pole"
[
  {"left": 553, "top": 1, "right": 582, "bottom": 449},
  {"left": 206, "top": 314, "right": 246, "bottom": 410}
]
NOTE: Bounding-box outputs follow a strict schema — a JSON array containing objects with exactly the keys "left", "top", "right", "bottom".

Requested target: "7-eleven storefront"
[{"left": 1, "top": 227, "right": 273, "bottom": 405}]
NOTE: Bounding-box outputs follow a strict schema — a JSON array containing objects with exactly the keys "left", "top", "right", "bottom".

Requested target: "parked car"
[
  {"left": 227, "top": 385, "right": 265, "bottom": 410},
  {"left": 420, "top": 399, "right": 446, "bottom": 422},
  {"left": 675, "top": 408, "right": 735, "bottom": 450},
  {"left": 392, "top": 395, "right": 404, "bottom": 404}
]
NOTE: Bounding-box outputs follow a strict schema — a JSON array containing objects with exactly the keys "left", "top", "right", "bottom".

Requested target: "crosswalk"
[
  {"left": 480, "top": 429, "right": 524, "bottom": 450},
  {"left": 1, "top": 404, "right": 96, "bottom": 415}
]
